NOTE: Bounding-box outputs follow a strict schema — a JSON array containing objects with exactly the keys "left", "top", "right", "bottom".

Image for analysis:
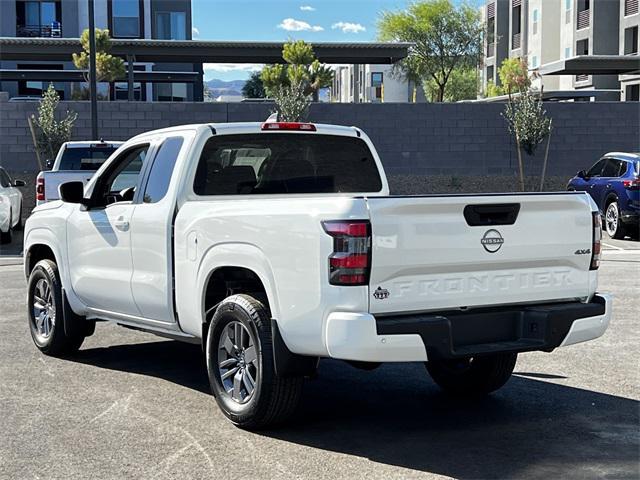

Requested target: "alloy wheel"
[
  {"left": 32, "top": 278, "right": 55, "bottom": 338},
  {"left": 217, "top": 320, "right": 258, "bottom": 404},
  {"left": 606, "top": 202, "right": 619, "bottom": 237}
]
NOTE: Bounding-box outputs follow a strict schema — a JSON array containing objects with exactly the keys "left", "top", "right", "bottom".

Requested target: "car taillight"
[
  {"left": 623, "top": 179, "right": 640, "bottom": 190},
  {"left": 591, "top": 212, "right": 601, "bottom": 270},
  {"left": 261, "top": 122, "right": 316, "bottom": 131},
  {"left": 36, "top": 177, "right": 45, "bottom": 201},
  {"left": 322, "top": 220, "right": 371, "bottom": 286}
]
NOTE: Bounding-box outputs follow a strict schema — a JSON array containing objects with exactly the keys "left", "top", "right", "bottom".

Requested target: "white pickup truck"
[
  {"left": 36, "top": 140, "right": 123, "bottom": 205},
  {"left": 24, "top": 121, "right": 611, "bottom": 428}
]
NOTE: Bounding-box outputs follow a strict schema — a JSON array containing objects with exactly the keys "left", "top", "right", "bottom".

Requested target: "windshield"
[
  {"left": 58, "top": 146, "right": 119, "bottom": 171},
  {"left": 194, "top": 133, "right": 383, "bottom": 195}
]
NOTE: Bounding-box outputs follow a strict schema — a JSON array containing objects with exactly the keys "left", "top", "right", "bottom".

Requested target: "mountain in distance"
[{"left": 206, "top": 79, "right": 246, "bottom": 98}]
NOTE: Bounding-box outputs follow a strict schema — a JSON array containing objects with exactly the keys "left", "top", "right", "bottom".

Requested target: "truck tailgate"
[{"left": 367, "top": 193, "right": 594, "bottom": 315}]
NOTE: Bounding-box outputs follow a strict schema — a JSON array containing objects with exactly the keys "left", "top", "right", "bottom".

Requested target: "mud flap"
[{"left": 271, "top": 320, "right": 318, "bottom": 378}]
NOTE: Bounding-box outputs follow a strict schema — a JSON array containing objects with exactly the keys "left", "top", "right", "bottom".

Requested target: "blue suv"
[{"left": 567, "top": 152, "right": 640, "bottom": 239}]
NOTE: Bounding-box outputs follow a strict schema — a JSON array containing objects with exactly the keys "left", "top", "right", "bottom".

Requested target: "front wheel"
[
  {"left": 206, "top": 294, "right": 303, "bottom": 429},
  {"left": 426, "top": 353, "right": 517, "bottom": 396},
  {"left": 605, "top": 200, "right": 627, "bottom": 239}
]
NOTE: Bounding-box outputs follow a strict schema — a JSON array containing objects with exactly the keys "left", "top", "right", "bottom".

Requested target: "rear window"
[
  {"left": 193, "top": 133, "right": 383, "bottom": 195},
  {"left": 58, "top": 146, "right": 119, "bottom": 171}
]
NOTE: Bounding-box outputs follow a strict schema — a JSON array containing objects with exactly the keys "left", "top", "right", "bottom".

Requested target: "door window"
[
  {"left": 601, "top": 158, "right": 622, "bottom": 178},
  {"left": 93, "top": 145, "right": 149, "bottom": 206},
  {"left": 586, "top": 159, "right": 606, "bottom": 177},
  {"left": 0, "top": 169, "right": 11, "bottom": 188},
  {"left": 142, "top": 137, "right": 184, "bottom": 203}
]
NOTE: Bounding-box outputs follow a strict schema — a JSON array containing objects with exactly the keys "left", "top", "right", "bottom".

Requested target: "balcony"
[
  {"left": 16, "top": 23, "right": 62, "bottom": 38},
  {"left": 625, "top": 0, "right": 639, "bottom": 16},
  {"left": 487, "top": 42, "right": 495, "bottom": 57},
  {"left": 576, "top": 74, "right": 589, "bottom": 82},
  {"left": 512, "top": 33, "right": 521, "bottom": 50},
  {"left": 577, "top": 9, "right": 590, "bottom": 30}
]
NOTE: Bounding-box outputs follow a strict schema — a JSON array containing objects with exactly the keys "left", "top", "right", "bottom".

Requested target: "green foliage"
[
  {"left": 31, "top": 84, "right": 77, "bottom": 163},
  {"left": 425, "top": 66, "right": 478, "bottom": 102},
  {"left": 242, "top": 71, "right": 266, "bottom": 98},
  {"left": 377, "top": 0, "right": 483, "bottom": 102},
  {"left": 72, "top": 28, "right": 125, "bottom": 84},
  {"left": 498, "top": 57, "right": 530, "bottom": 95},
  {"left": 261, "top": 40, "right": 334, "bottom": 121},
  {"left": 502, "top": 89, "right": 552, "bottom": 156},
  {"left": 485, "top": 80, "right": 504, "bottom": 97}
]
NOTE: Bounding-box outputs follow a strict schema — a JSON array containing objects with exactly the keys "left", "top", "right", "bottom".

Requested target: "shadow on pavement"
[{"left": 76, "top": 340, "right": 639, "bottom": 479}]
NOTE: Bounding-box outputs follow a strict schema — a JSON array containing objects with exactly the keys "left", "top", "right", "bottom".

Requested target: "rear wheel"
[
  {"left": 27, "top": 259, "right": 86, "bottom": 356},
  {"left": 0, "top": 226, "right": 11, "bottom": 244},
  {"left": 206, "top": 294, "right": 303, "bottom": 429},
  {"left": 426, "top": 353, "right": 517, "bottom": 396},
  {"left": 605, "top": 198, "right": 627, "bottom": 239},
  {"left": 14, "top": 202, "right": 23, "bottom": 231}
]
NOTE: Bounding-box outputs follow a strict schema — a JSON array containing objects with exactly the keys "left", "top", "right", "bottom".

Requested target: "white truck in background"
[
  {"left": 23, "top": 121, "right": 611, "bottom": 429},
  {"left": 35, "top": 141, "right": 123, "bottom": 205}
]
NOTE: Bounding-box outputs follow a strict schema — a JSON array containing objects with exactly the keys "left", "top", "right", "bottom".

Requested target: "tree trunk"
[
  {"left": 312, "top": 90, "right": 319, "bottom": 102},
  {"left": 539, "top": 124, "right": 552, "bottom": 192},
  {"left": 515, "top": 131, "right": 525, "bottom": 191},
  {"left": 438, "top": 84, "right": 445, "bottom": 102},
  {"left": 27, "top": 116, "right": 44, "bottom": 171}
]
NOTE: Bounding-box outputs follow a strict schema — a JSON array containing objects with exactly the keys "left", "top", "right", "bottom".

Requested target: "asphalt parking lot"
[{"left": 1, "top": 241, "right": 638, "bottom": 479}]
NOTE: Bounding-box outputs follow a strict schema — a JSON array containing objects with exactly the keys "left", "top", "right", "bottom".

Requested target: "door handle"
[{"left": 114, "top": 216, "right": 129, "bottom": 231}]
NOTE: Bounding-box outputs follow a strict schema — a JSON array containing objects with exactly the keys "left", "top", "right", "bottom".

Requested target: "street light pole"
[{"left": 88, "top": 0, "right": 98, "bottom": 139}]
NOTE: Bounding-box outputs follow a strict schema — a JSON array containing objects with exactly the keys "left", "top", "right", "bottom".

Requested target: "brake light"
[
  {"left": 36, "top": 177, "right": 45, "bottom": 202},
  {"left": 591, "top": 212, "right": 601, "bottom": 270},
  {"left": 261, "top": 122, "right": 316, "bottom": 131},
  {"left": 623, "top": 179, "right": 640, "bottom": 190},
  {"left": 322, "top": 220, "right": 371, "bottom": 285}
]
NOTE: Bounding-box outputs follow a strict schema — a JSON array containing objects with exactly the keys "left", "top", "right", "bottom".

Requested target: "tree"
[
  {"left": 30, "top": 84, "right": 77, "bottom": 168},
  {"left": 425, "top": 66, "right": 478, "bottom": 102},
  {"left": 498, "top": 57, "right": 531, "bottom": 95},
  {"left": 261, "top": 40, "right": 334, "bottom": 121},
  {"left": 242, "top": 71, "right": 266, "bottom": 98},
  {"left": 72, "top": 28, "right": 125, "bottom": 98},
  {"left": 378, "top": 0, "right": 483, "bottom": 102}
]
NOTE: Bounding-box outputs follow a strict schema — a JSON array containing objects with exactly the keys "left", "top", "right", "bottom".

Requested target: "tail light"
[
  {"left": 590, "top": 212, "right": 601, "bottom": 270},
  {"left": 623, "top": 179, "right": 640, "bottom": 190},
  {"left": 261, "top": 122, "right": 316, "bottom": 131},
  {"left": 36, "top": 177, "right": 45, "bottom": 202},
  {"left": 322, "top": 220, "right": 371, "bottom": 285}
]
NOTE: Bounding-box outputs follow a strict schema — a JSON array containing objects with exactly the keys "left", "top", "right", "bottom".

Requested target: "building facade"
[
  {"left": 0, "top": 0, "right": 198, "bottom": 101},
  {"left": 331, "top": 64, "right": 425, "bottom": 103},
  {"left": 481, "top": 0, "right": 639, "bottom": 100}
]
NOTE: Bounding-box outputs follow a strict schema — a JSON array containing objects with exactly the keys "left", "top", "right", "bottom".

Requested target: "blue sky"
[{"left": 192, "top": 0, "right": 411, "bottom": 81}]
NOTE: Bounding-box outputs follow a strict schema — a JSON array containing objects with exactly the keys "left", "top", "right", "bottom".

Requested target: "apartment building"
[
  {"left": 0, "top": 0, "right": 198, "bottom": 101},
  {"left": 482, "top": 0, "right": 639, "bottom": 100},
  {"left": 331, "top": 64, "right": 425, "bottom": 103}
]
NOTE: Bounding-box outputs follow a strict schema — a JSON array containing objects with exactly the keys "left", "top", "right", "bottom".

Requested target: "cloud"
[
  {"left": 203, "top": 63, "right": 263, "bottom": 73},
  {"left": 278, "top": 18, "right": 324, "bottom": 32},
  {"left": 300, "top": 5, "right": 315, "bottom": 11},
  {"left": 331, "top": 22, "right": 366, "bottom": 34},
  {"left": 192, "top": 27, "right": 200, "bottom": 38}
]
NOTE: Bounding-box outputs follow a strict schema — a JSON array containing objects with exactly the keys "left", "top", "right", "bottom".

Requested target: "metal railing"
[
  {"left": 487, "top": 42, "right": 495, "bottom": 57},
  {"left": 16, "top": 24, "right": 62, "bottom": 38},
  {"left": 512, "top": 33, "right": 521, "bottom": 50},
  {"left": 625, "top": 0, "right": 639, "bottom": 16},
  {"left": 577, "top": 9, "right": 590, "bottom": 30}
]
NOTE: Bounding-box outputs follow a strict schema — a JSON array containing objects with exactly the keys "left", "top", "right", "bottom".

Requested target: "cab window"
[
  {"left": 93, "top": 144, "right": 149, "bottom": 206},
  {"left": 586, "top": 159, "right": 606, "bottom": 177}
]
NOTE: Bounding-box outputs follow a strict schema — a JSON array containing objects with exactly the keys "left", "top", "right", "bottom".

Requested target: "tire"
[
  {"left": 27, "top": 259, "right": 85, "bottom": 356},
  {"left": 14, "top": 202, "right": 23, "bottom": 231},
  {"left": 206, "top": 294, "right": 303, "bottom": 429},
  {"left": 604, "top": 198, "right": 627, "bottom": 240},
  {"left": 0, "top": 226, "right": 11, "bottom": 244},
  {"left": 426, "top": 353, "right": 517, "bottom": 396}
]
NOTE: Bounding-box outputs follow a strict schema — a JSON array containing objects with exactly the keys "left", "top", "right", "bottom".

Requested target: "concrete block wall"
[{"left": 1, "top": 95, "right": 639, "bottom": 178}]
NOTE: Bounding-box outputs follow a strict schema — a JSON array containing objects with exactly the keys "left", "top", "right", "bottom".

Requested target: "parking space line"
[{"left": 602, "top": 242, "right": 624, "bottom": 250}]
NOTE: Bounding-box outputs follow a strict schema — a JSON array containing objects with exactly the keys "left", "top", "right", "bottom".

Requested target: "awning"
[
  {"left": 0, "top": 37, "right": 411, "bottom": 64},
  {"left": 0, "top": 69, "right": 199, "bottom": 83},
  {"left": 538, "top": 55, "right": 640, "bottom": 76}
]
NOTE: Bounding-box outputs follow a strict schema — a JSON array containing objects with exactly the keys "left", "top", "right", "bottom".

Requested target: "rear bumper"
[{"left": 324, "top": 294, "right": 611, "bottom": 362}]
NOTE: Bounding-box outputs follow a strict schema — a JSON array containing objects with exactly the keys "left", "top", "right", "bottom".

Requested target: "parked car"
[
  {"left": 567, "top": 152, "right": 640, "bottom": 239},
  {"left": 24, "top": 121, "right": 611, "bottom": 428},
  {"left": 36, "top": 140, "right": 123, "bottom": 205},
  {"left": 0, "top": 167, "right": 25, "bottom": 244}
]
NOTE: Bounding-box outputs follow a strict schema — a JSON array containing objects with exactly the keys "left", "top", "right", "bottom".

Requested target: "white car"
[
  {"left": 0, "top": 167, "right": 25, "bottom": 244},
  {"left": 24, "top": 121, "right": 612, "bottom": 428}
]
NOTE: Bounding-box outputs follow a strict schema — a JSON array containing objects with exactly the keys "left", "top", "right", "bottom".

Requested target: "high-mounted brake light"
[
  {"left": 323, "top": 220, "right": 371, "bottom": 286},
  {"left": 36, "top": 177, "right": 45, "bottom": 202},
  {"left": 591, "top": 212, "right": 601, "bottom": 270},
  {"left": 261, "top": 122, "right": 316, "bottom": 131}
]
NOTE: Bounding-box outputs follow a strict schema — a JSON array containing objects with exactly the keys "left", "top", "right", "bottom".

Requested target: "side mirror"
[
  {"left": 45, "top": 159, "right": 53, "bottom": 169},
  {"left": 13, "top": 179, "right": 26, "bottom": 187},
  {"left": 577, "top": 170, "right": 586, "bottom": 179},
  {"left": 59, "top": 181, "right": 85, "bottom": 204}
]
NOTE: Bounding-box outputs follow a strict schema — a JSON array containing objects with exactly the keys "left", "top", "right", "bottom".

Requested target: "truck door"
[
  {"left": 66, "top": 143, "right": 152, "bottom": 316},
  {"left": 129, "top": 135, "right": 190, "bottom": 323}
]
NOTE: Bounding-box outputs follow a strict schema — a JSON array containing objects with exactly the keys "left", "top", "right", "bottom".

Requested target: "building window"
[
  {"left": 576, "top": 0, "right": 590, "bottom": 30},
  {"left": 565, "top": 46, "right": 572, "bottom": 58},
  {"left": 624, "top": 26, "right": 639, "bottom": 55},
  {"left": 109, "top": 0, "right": 143, "bottom": 38},
  {"left": 625, "top": 0, "right": 639, "bottom": 17},
  {"left": 157, "top": 83, "right": 187, "bottom": 102},
  {"left": 487, "top": 65, "right": 494, "bottom": 82},
  {"left": 112, "top": 64, "right": 146, "bottom": 101},
  {"left": 531, "top": 55, "right": 538, "bottom": 68},
  {"left": 17, "top": 63, "right": 64, "bottom": 97},
  {"left": 155, "top": 12, "right": 187, "bottom": 40},
  {"left": 565, "top": 0, "right": 572, "bottom": 23},
  {"left": 576, "top": 38, "right": 589, "bottom": 55},
  {"left": 512, "top": 4, "right": 522, "bottom": 49},
  {"left": 532, "top": 9, "right": 539, "bottom": 35},
  {"left": 626, "top": 84, "right": 640, "bottom": 101},
  {"left": 16, "top": 1, "right": 61, "bottom": 37},
  {"left": 371, "top": 72, "right": 383, "bottom": 102}
]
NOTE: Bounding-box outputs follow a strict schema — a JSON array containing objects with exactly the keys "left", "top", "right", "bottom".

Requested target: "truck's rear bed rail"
[{"left": 376, "top": 296, "right": 607, "bottom": 359}]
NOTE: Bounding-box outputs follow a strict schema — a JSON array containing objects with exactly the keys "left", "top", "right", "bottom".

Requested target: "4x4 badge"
[{"left": 373, "top": 287, "right": 390, "bottom": 300}]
